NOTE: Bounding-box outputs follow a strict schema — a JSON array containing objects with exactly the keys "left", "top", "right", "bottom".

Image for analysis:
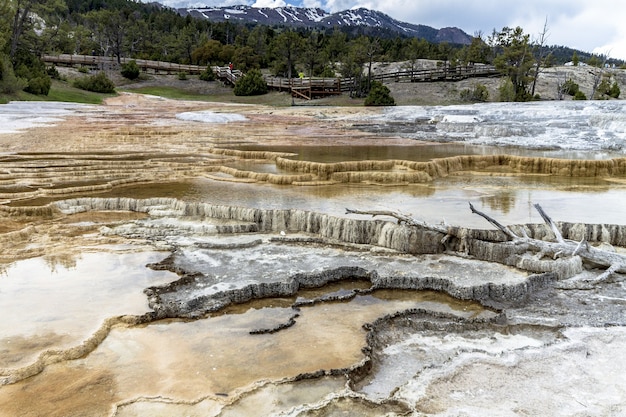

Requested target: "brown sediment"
[
  {"left": 0, "top": 315, "right": 143, "bottom": 386},
  {"left": 1, "top": 146, "right": 626, "bottom": 204},
  {"left": 0, "top": 366, "right": 118, "bottom": 417},
  {"left": 0, "top": 283, "right": 494, "bottom": 414},
  {"left": 213, "top": 166, "right": 315, "bottom": 184},
  {"left": 276, "top": 154, "right": 626, "bottom": 183}
]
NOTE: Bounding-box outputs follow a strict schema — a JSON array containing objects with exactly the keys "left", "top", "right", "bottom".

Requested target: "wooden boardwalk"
[
  {"left": 43, "top": 54, "right": 500, "bottom": 99},
  {"left": 371, "top": 64, "right": 500, "bottom": 83},
  {"left": 43, "top": 54, "right": 243, "bottom": 85},
  {"left": 43, "top": 54, "right": 206, "bottom": 75},
  {"left": 265, "top": 77, "right": 343, "bottom": 99},
  {"left": 266, "top": 65, "right": 500, "bottom": 99}
]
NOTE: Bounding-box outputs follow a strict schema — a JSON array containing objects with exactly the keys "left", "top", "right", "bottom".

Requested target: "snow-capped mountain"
[{"left": 180, "top": 5, "right": 472, "bottom": 44}]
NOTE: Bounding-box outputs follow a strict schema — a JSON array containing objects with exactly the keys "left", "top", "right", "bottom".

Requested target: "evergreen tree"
[
  {"left": 302, "top": 31, "right": 325, "bottom": 77},
  {"left": 121, "top": 59, "right": 140, "bottom": 79},
  {"left": 491, "top": 26, "right": 534, "bottom": 101},
  {"left": 270, "top": 30, "right": 301, "bottom": 78},
  {"left": 364, "top": 81, "right": 395, "bottom": 106},
  {"left": 233, "top": 69, "right": 267, "bottom": 96},
  {"left": 341, "top": 36, "right": 369, "bottom": 97}
]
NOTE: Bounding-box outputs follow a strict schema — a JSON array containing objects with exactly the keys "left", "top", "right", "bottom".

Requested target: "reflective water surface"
[
  {"left": 0, "top": 251, "right": 176, "bottom": 369},
  {"left": 1, "top": 98, "right": 625, "bottom": 416}
]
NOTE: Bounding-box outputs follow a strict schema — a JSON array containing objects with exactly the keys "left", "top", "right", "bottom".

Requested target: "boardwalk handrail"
[
  {"left": 266, "top": 64, "right": 500, "bottom": 96},
  {"left": 371, "top": 64, "right": 500, "bottom": 83},
  {"left": 265, "top": 77, "right": 340, "bottom": 89},
  {"left": 214, "top": 66, "right": 243, "bottom": 84},
  {"left": 42, "top": 54, "right": 248, "bottom": 84},
  {"left": 42, "top": 54, "right": 206, "bottom": 74}
]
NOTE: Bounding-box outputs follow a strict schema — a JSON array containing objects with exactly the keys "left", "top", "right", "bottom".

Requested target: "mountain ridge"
[{"left": 179, "top": 5, "right": 473, "bottom": 45}]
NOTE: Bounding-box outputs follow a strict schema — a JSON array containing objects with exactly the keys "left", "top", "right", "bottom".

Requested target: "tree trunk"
[{"left": 10, "top": 0, "right": 33, "bottom": 60}]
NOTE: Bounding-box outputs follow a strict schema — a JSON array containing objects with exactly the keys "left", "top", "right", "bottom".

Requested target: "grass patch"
[
  {"left": 46, "top": 80, "right": 116, "bottom": 103},
  {"left": 1, "top": 80, "right": 116, "bottom": 104},
  {"left": 120, "top": 84, "right": 297, "bottom": 106},
  {"left": 120, "top": 85, "right": 210, "bottom": 101}
]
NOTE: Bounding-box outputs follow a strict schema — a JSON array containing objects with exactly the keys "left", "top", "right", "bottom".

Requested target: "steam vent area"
[{"left": 1, "top": 94, "right": 626, "bottom": 416}]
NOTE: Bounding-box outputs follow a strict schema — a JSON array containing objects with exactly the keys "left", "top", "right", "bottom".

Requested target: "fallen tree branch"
[
  {"left": 469, "top": 203, "right": 625, "bottom": 284},
  {"left": 533, "top": 203, "right": 565, "bottom": 243},
  {"left": 346, "top": 204, "right": 625, "bottom": 285},
  {"left": 469, "top": 202, "right": 519, "bottom": 240},
  {"left": 346, "top": 208, "right": 448, "bottom": 234},
  {"left": 345, "top": 207, "right": 467, "bottom": 251}
]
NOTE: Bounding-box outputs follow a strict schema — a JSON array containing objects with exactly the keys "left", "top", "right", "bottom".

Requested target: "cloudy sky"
[{"left": 168, "top": 0, "right": 626, "bottom": 60}]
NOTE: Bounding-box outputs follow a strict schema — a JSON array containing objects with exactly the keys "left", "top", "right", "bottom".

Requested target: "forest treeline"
[{"left": 1, "top": 0, "right": 624, "bottom": 100}]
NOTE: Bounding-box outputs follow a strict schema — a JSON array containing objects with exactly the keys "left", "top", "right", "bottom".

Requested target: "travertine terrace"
[{"left": 0, "top": 94, "right": 625, "bottom": 416}]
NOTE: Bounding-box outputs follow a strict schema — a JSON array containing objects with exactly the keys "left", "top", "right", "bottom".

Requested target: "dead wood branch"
[
  {"left": 469, "top": 203, "right": 519, "bottom": 240},
  {"left": 470, "top": 203, "right": 625, "bottom": 284},
  {"left": 345, "top": 208, "right": 462, "bottom": 247},
  {"left": 347, "top": 204, "right": 625, "bottom": 284},
  {"left": 346, "top": 208, "right": 447, "bottom": 233}
]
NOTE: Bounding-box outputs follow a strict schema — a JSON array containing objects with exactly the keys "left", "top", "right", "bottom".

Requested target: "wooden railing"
[
  {"left": 264, "top": 77, "right": 343, "bottom": 99},
  {"left": 214, "top": 67, "right": 243, "bottom": 84},
  {"left": 42, "top": 54, "right": 206, "bottom": 75},
  {"left": 370, "top": 64, "right": 500, "bottom": 83},
  {"left": 266, "top": 65, "right": 500, "bottom": 98},
  {"left": 42, "top": 54, "right": 249, "bottom": 85}
]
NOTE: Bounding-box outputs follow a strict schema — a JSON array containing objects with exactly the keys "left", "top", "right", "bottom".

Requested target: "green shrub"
[
  {"left": 0, "top": 55, "right": 27, "bottom": 94},
  {"left": 121, "top": 60, "right": 140, "bottom": 80},
  {"left": 609, "top": 81, "right": 620, "bottom": 98},
  {"left": 14, "top": 63, "right": 31, "bottom": 79},
  {"left": 573, "top": 90, "right": 587, "bottom": 100},
  {"left": 47, "top": 65, "right": 61, "bottom": 80},
  {"left": 177, "top": 71, "right": 188, "bottom": 80},
  {"left": 25, "top": 76, "right": 51, "bottom": 95},
  {"left": 73, "top": 72, "right": 115, "bottom": 93},
  {"left": 460, "top": 83, "right": 489, "bottom": 102},
  {"left": 364, "top": 81, "right": 395, "bottom": 106},
  {"left": 7, "top": 59, "right": 50, "bottom": 95},
  {"left": 78, "top": 66, "right": 89, "bottom": 73},
  {"left": 596, "top": 78, "right": 621, "bottom": 99},
  {"left": 199, "top": 66, "right": 215, "bottom": 81},
  {"left": 562, "top": 79, "right": 579, "bottom": 96},
  {"left": 498, "top": 78, "right": 516, "bottom": 102},
  {"left": 233, "top": 69, "right": 267, "bottom": 96}
]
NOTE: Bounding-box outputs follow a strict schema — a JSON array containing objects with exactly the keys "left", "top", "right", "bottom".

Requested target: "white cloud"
[
  {"left": 301, "top": 0, "right": 324, "bottom": 8},
  {"left": 320, "top": 0, "right": 359, "bottom": 12},
  {"left": 253, "top": 0, "right": 287, "bottom": 6}
]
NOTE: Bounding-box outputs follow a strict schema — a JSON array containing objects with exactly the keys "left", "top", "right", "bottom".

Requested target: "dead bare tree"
[
  {"left": 347, "top": 204, "right": 626, "bottom": 285},
  {"left": 555, "top": 70, "right": 567, "bottom": 100},
  {"left": 530, "top": 17, "right": 550, "bottom": 97},
  {"left": 590, "top": 51, "right": 610, "bottom": 99}
]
